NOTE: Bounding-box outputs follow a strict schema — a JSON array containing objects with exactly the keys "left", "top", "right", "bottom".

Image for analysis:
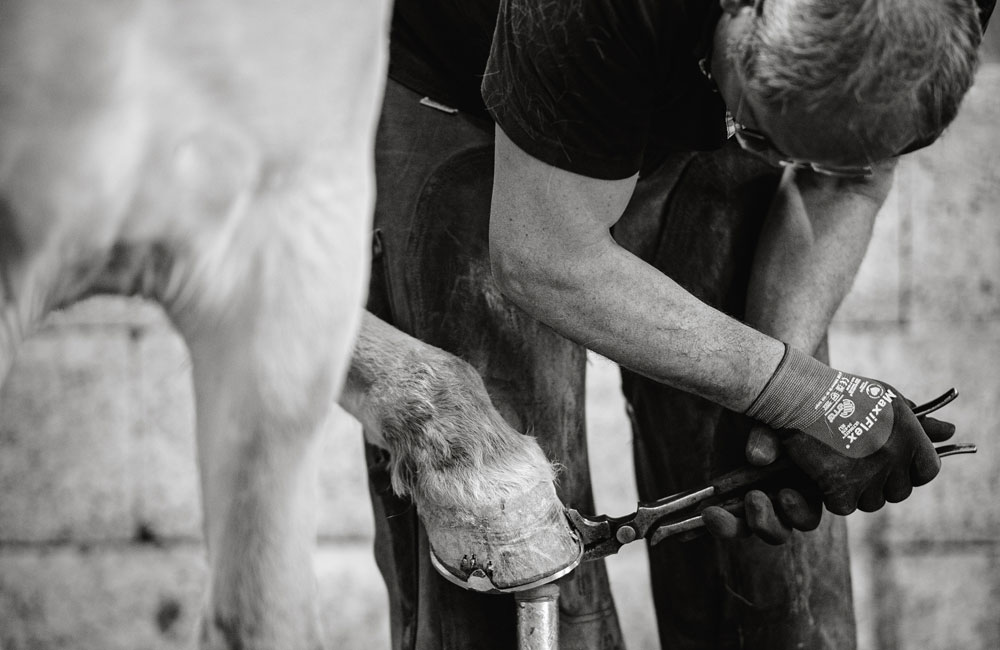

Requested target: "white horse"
[{"left": 0, "top": 1, "right": 570, "bottom": 647}]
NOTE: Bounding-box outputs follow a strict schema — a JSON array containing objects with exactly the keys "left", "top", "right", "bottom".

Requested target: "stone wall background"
[{"left": 1, "top": 28, "right": 997, "bottom": 650}]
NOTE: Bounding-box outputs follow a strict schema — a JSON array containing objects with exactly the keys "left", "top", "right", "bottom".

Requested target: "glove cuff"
[
  {"left": 747, "top": 345, "right": 899, "bottom": 458},
  {"left": 746, "top": 344, "right": 842, "bottom": 431}
]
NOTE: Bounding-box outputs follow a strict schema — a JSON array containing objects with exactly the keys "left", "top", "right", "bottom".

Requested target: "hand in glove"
[
  {"left": 744, "top": 345, "right": 954, "bottom": 516},
  {"left": 702, "top": 424, "right": 823, "bottom": 545}
]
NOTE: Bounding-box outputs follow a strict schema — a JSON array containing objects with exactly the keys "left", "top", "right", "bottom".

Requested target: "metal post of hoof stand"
[
  {"left": 515, "top": 584, "right": 560, "bottom": 650},
  {"left": 431, "top": 542, "right": 579, "bottom": 650}
]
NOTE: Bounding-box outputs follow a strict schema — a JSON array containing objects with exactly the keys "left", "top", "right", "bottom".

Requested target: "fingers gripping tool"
[
  {"left": 566, "top": 388, "right": 974, "bottom": 563},
  {"left": 434, "top": 389, "right": 974, "bottom": 592}
]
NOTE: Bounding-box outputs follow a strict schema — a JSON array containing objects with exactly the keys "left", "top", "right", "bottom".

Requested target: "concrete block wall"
[
  {"left": 829, "top": 35, "right": 1000, "bottom": 650},
  {"left": 2, "top": 28, "right": 997, "bottom": 650}
]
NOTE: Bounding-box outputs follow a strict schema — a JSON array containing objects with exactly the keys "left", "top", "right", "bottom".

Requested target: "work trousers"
[{"left": 363, "top": 78, "right": 856, "bottom": 650}]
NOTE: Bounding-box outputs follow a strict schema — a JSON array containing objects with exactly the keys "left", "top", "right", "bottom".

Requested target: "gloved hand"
[
  {"left": 701, "top": 424, "right": 823, "bottom": 545},
  {"left": 744, "top": 345, "right": 954, "bottom": 516}
]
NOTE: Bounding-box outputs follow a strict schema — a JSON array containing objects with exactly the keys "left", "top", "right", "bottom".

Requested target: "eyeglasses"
[{"left": 730, "top": 95, "right": 875, "bottom": 179}]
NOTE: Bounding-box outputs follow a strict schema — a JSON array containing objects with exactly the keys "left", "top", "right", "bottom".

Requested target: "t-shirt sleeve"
[
  {"left": 482, "top": 0, "right": 661, "bottom": 180},
  {"left": 978, "top": 0, "right": 996, "bottom": 30}
]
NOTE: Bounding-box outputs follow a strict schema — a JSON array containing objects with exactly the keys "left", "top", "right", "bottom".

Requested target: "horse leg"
[{"left": 341, "top": 311, "right": 581, "bottom": 591}]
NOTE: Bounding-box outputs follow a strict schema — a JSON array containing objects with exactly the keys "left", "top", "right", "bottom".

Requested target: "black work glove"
[
  {"left": 779, "top": 396, "right": 954, "bottom": 514},
  {"left": 745, "top": 345, "right": 953, "bottom": 516},
  {"left": 702, "top": 424, "right": 823, "bottom": 545}
]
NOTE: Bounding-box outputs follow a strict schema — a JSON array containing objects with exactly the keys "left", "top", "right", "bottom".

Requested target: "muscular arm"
[
  {"left": 489, "top": 126, "right": 784, "bottom": 411},
  {"left": 746, "top": 161, "right": 897, "bottom": 353}
]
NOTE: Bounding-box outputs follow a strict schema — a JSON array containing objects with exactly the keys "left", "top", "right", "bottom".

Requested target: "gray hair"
[{"left": 736, "top": 0, "right": 983, "bottom": 159}]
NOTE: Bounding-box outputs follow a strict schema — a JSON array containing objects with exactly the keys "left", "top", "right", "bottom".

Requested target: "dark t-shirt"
[
  {"left": 482, "top": 0, "right": 725, "bottom": 179},
  {"left": 390, "top": 0, "right": 724, "bottom": 179},
  {"left": 390, "top": 0, "right": 996, "bottom": 181},
  {"left": 389, "top": 1, "right": 502, "bottom": 117}
]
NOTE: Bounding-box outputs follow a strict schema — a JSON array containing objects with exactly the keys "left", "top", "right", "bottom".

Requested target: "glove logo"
[
  {"left": 837, "top": 399, "right": 856, "bottom": 418},
  {"left": 830, "top": 387, "right": 897, "bottom": 455},
  {"left": 865, "top": 384, "right": 884, "bottom": 399}
]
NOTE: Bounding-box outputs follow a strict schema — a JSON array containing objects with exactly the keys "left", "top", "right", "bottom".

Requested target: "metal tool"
[{"left": 566, "top": 388, "right": 974, "bottom": 558}]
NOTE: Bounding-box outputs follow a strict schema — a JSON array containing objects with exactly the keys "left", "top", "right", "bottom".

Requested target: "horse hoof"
[{"left": 421, "top": 480, "right": 582, "bottom": 592}]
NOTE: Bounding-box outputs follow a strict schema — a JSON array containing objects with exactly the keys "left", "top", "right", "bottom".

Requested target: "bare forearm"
[
  {"left": 495, "top": 232, "right": 783, "bottom": 412},
  {"left": 746, "top": 166, "right": 894, "bottom": 352},
  {"left": 490, "top": 128, "right": 787, "bottom": 412}
]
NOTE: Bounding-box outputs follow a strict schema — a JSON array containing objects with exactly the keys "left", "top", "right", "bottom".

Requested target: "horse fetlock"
[
  {"left": 369, "top": 352, "right": 578, "bottom": 590},
  {"left": 371, "top": 353, "right": 551, "bottom": 503},
  {"left": 199, "top": 525, "right": 324, "bottom": 650},
  {"left": 343, "top": 312, "right": 578, "bottom": 589},
  {"left": 199, "top": 608, "right": 325, "bottom": 650}
]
